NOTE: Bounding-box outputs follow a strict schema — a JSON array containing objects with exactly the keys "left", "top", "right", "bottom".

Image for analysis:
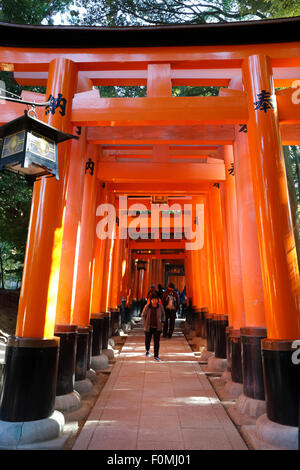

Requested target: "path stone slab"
[{"left": 72, "top": 321, "right": 248, "bottom": 451}]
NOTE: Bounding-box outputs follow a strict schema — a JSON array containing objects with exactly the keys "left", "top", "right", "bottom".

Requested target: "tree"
[
  {"left": 0, "top": 1, "right": 58, "bottom": 291},
  {"left": 283, "top": 146, "right": 300, "bottom": 266},
  {"left": 71, "top": 0, "right": 297, "bottom": 27},
  {"left": 0, "top": 0, "right": 74, "bottom": 25}
]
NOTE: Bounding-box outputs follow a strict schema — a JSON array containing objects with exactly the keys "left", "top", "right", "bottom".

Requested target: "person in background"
[
  {"left": 141, "top": 293, "right": 165, "bottom": 362},
  {"left": 147, "top": 284, "right": 158, "bottom": 299},
  {"left": 157, "top": 284, "right": 165, "bottom": 300},
  {"left": 179, "top": 285, "right": 187, "bottom": 317},
  {"left": 162, "top": 283, "right": 179, "bottom": 338}
]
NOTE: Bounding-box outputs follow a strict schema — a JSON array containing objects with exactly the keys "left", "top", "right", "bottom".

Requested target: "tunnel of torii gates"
[{"left": 0, "top": 16, "right": 299, "bottom": 444}]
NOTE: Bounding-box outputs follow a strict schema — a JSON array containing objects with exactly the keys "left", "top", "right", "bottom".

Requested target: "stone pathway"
[{"left": 72, "top": 321, "right": 248, "bottom": 450}]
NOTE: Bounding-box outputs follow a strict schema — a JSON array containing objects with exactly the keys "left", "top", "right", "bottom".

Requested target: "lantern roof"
[
  {"left": 0, "top": 110, "right": 79, "bottom": 143},
  {"left": 0, "top": 16, "right": 299, "bottom": 49}
]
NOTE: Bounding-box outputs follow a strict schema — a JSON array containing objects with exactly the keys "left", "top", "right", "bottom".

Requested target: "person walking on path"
[
  {"left": 141, "top": 293, "right": 165, "bottom": 361},
  {"left": 162, "top": 283, "right": 179, "bottom": 338}
]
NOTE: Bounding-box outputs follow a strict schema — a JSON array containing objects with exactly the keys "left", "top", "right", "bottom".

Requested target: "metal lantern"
[
  {"left": 151, "top": 195, "right": 168, "bottom": 204},
  {"left": 0, "top": 110, "right": 79, "bottom": 180},
  {"left": 137, "top": 260, "right": 147, "bottom": 270}
]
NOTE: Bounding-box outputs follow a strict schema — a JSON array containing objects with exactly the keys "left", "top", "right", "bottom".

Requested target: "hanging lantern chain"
[{"left": 0, "top": 86, "right": 50, "bottom": 107}]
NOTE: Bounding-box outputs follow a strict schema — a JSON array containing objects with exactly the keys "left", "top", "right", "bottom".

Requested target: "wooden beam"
[
  {"left": 71, "top": 93, "right": 248, "bottom": 126},
  {"left": 87, "top": 124, "right": 236, "bottom": 145},
  {"left": 3, "top": 42, "right": 300, "bottom": 71},
  {"left": 108, "top": 182, "right": 210, "bottom": 194},
  {"left": 97, "top": 161, "right": 225, "bottom": 182},
  {"left": 129, "top": 241, "right": 185, "bottom": 249},
  {"left": 132, "top": 252, "right": 185, "bottom": 260},
  {"left": 13, "top": 67, "right": 300, "bottom": 88},
  {"left": 280, "top": 124, "right": 300, "bottom": 145}
]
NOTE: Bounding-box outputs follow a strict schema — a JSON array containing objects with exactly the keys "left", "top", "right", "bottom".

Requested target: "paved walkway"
[{"left": 73, "top": 321, "right": 248, "bottom": 450}]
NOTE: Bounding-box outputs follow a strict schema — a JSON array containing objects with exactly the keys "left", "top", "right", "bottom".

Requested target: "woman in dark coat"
[{"left": 141, "top": 293, "right": 165, "bottom": 361}]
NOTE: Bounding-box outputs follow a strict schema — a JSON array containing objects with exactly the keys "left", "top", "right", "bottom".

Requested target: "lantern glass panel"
[
  {"left": 1, "top": 131, "right": 25, "bottom": 159},
  {"left": 27, "top": 131, "right": 56, "bottom": 162}
]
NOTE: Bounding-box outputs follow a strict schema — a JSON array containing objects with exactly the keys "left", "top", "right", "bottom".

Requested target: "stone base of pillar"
[
  {"left": 224, "top": 379, "right": 244, "bottom": 397},
  {"left": 205, "top": 356, "right": 227, "bottom": 373},
  {"left": 86, "top": 368, "right": 97, "bottom": 383},
  {"left": 0, "top": 410, "right": 65, "bottom": 449},
  {"left": 221, "top": 369, "right": 232, "bottom": 382},
  {"left": 235, "top": 393, "right": 266, "bottom": 419},
  {"left": 188, "top": 336, "right": 206, "bottom": 351},
  {"left": 122, "top": 322, "right": 132, "bottom": 333},
  {"left": 91, "top": 354, "right": 109, "bottom": 371},
  {"left": 187, "top": 330, "right": 197, "bottom": 339},
  {"left": 241, "top": 413, "right": 299, "bottom": 450},
  {"left": 199, "top": 349, "right": 214, "bottom": 362},
  {"left": 74, "top": 378, "right": 93, "bottom": 395},
  {"left": 55, "top": 391, "right": 81, "bottom": 413},
  {"left": 102, "top": 347, "right": 115, "bottom": 360}
]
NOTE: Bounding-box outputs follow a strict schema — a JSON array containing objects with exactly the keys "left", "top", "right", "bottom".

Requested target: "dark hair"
[
  {"left": 168, "top": 283, "right": 175, "bottom": 289},
  {"left": 150, "top": 293, "right": 159, "bottom": 300}
]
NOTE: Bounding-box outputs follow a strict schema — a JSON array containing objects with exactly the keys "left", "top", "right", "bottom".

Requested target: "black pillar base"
[
  {"left": 230, "top": 329, "right": 243, "bottom": 384},
  {"left": 193, "top": 309, "right": 202, "bottom": 337},
  {"left": 200, "top": 308, "right": 208, "bottom": 338},
  {"left": 205, "top": 313, "right": 214, "bottom": 352},
  {"left": 75, "top": 327, "right": 89, "bottom": 381},
  {"left": 86, "top": 324, "right": 93, "bottom": 371},
  {"left": 54, "top": 324, "right": 78, "bottom": 396},
  {"left": 225, "top": 326, "right": 233, "bottom": 374},
  {"left": 102, "top": 313, "right": 110, "bottom": 349},
  {"left": 110, "top": 308, "right": 120, "bottom": 337},
  {"left": 262, "top": 339, "right": 300, "bottom": 427},
  {"left": 90, "top": 315, "right": 104, "bottom": 356},
  {"left": 130, "top": 300, "right": 139, "bottom": 318},
  {"left": 185, "top": 304, "right": 193, "bottom": 327},
  {"left": 213, "top": 315, "right": 228, "bottom": 359},
  {"left": 241, "top": 326, "right": 267, "bottom": 401},
  {"left": 0, "top": 336, "right": 60, "bottom": 422}
]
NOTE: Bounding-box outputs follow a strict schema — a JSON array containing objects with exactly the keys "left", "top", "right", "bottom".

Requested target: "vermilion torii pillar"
[
  {"left": 54, "top": 126, "right": 88, "bottom": 406},
  {"left": 98, "top": 191, "right": 115, "bottom": 314},
  {"left": 0, "top": 58, "right": 78, "bottom": 423},
  {"left": 71, "top": 144, "right": 99, "bottom": 382},
  {"left": 207, "top": 186, "right": 228, "bottom": 364},
  {"left": 90, "top": 182, "right": 109, "bottom": 316},
  {"left": 242, "top": 54, "right": 300, "bottom": 429},
  {"left": 223, "top": 145, "right": 245, "bottom": 388},
  {"left": 233, "top": 124, "right": 267, "bottom": 409}
]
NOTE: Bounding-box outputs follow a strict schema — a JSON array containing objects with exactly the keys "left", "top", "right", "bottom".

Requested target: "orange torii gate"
[{"left": 0, "top": 17, "right": 299, "bottom": 449}]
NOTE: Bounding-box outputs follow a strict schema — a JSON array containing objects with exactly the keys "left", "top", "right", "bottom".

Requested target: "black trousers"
[
  {"left": 145, "top": 327, "right": 161, "bottom": 357},
  {"left": 163, "top": 309, "right": 176, "bottom": 338}
]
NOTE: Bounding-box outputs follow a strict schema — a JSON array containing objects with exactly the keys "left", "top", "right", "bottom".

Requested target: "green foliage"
[
  {"left": 283, "top": 146, "right": 300, "bottom": 266},
  {"left": 0, "top": 0, "right": 74, "bottom": 25},
  {"left": 71, "top": 0, "right": 277, "bottom": 26},
  {"left": 99, "top": 86, "right": 147, "bottom": 98},
  {"left": 0, "top": 172, "right": 32, "bottom": 255},
  {"left": 0, "top": 172, "right": 32, "bottom": 288},
  {"left": 266, "top": 0, "right": 300, "bottom": 17}
]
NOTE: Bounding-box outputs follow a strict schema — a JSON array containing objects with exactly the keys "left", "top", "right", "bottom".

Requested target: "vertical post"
[
  {"left": 219, "top": 182, "right": 234, "bottom": 376},
  {"left": 208, "top": 186, "right": 228, "bottom": 361},
  {"left": 71, "top": 144, "right": 99, "bottom": 382},
  {"left": 223, "top": 145, "right": 245, "bottom": 387},
  {"left": 242, "top": 54, "right": 300, "bottom": 429},
  {"left": 54, "top": 127, "right": 87, "bottom": 401},
  {"left": 99, "top": 192, "right": 115, "bottom": 313},
  {"left": 89, "top": 182, "right": 110, "bottom": 365},
  {"left": 234, "top": 124, "right": 267, "bottom": 405},
  {"left": 0, "top": 59, "right": 78, "bottom": 423},
  {"left": 90, "top": 182, "right": 109, "bottom": 315}
]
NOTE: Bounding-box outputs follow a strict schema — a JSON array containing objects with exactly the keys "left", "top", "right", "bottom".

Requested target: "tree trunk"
[{"left": 0, "top": 245, "right": 5, "bottom": 290}]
